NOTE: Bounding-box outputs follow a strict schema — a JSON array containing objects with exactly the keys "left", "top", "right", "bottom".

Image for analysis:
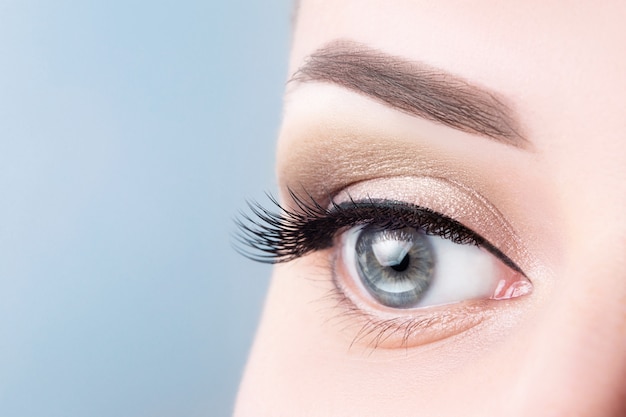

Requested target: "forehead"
[{"left": 292, "top": 0, "right": 626, "bottom": 71}]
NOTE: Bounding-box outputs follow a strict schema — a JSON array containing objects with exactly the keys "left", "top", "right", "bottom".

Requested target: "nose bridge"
[{"left": 508, "top": 235, "right": 626, "bottom": 416}]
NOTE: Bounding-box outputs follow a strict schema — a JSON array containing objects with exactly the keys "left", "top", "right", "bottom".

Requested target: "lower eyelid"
[
  {"left": 321, "top": 201, "right": 532, "bottom": 349},
  {"left": 326, "top": 274, "right": 495, "bottom": 350},
  {"left": 327, "top": 245, "right": 499, "bottom": 350}
]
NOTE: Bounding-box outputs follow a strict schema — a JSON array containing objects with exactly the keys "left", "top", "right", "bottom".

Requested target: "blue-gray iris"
[{"left": 355, "top": 226, "right": 435, "bottom": 308}]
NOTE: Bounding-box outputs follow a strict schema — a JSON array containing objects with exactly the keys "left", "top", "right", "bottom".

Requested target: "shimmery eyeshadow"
[{"left": 333, "top": 176, "right": 531, "bottom": 273}]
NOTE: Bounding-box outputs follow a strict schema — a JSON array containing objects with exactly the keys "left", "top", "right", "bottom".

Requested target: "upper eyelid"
[
  {"left": 330, "top": 176, "right": 530, "bottom": 268},
  {"left": 275, "top": 79, "right": 539, "bottom": 225},
  {"left": 234, "top": 190, "right": 524, "bottom": 276},
  {"left": 331, "top": 199, "right": 524, "bottom": 275}
]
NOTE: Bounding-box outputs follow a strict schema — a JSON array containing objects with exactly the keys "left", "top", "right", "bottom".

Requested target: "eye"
[
  {"left": 234, "top": 183, "right": 534, "bottom": 349},
  {"left": 338, "top": 223, "right": 531, "bottom": 311}
]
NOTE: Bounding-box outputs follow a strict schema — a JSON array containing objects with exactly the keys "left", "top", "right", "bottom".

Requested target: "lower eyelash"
[
  {"left": 317, "top": 275, "right": 489, "bottom": 351},
  {"left": 318, "top": 283, "right": 439, "bottom": 350}
]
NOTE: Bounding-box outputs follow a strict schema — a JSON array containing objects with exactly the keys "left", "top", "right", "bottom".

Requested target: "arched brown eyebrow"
[{"left": 290, "top": 40, "right": 527, "bottom": 148}]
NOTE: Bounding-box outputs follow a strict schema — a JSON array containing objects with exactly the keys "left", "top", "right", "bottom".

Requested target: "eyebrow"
[{"left": 290, "top": 40, "right": 526, "bottom": 148}]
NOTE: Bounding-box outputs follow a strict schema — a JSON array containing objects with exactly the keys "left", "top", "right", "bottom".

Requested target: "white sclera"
[{"left": 415, "top": 237, "right": 497, "bottom": 307}]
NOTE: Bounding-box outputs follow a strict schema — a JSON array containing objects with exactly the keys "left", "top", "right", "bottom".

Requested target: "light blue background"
[{"left": 0, "top": 1, "right": 290, "bottom": 416}]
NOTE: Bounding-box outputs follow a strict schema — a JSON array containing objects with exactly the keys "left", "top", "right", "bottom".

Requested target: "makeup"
[{"left": 333, "top": 176, "right": 530, "bottom": 271}]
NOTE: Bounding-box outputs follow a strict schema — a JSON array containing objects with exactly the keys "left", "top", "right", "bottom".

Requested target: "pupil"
[
  {"left": 390, "top": 253, "right": 410, "bottom": 272},
  {"left": 354, "top": 226, "right": 435, "bottom": 309}
]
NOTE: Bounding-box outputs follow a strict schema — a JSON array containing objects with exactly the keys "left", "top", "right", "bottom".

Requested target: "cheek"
[{"left": 236, "top": 259, "right": 531, "bottom": 417}]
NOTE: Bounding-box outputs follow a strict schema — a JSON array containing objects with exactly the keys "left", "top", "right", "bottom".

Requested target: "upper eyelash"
[{"left": 233, "top": 189, "right": 522, "bottom": 273}]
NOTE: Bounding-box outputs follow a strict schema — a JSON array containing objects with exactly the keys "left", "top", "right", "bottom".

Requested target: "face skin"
[{"left": 235, "top": 1, "right": 626, "bottom": 416}]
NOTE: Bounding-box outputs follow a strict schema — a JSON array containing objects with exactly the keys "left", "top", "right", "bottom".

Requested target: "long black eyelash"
[{"left": 233, "top": 189, "right": 522, "bottom": 273}]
